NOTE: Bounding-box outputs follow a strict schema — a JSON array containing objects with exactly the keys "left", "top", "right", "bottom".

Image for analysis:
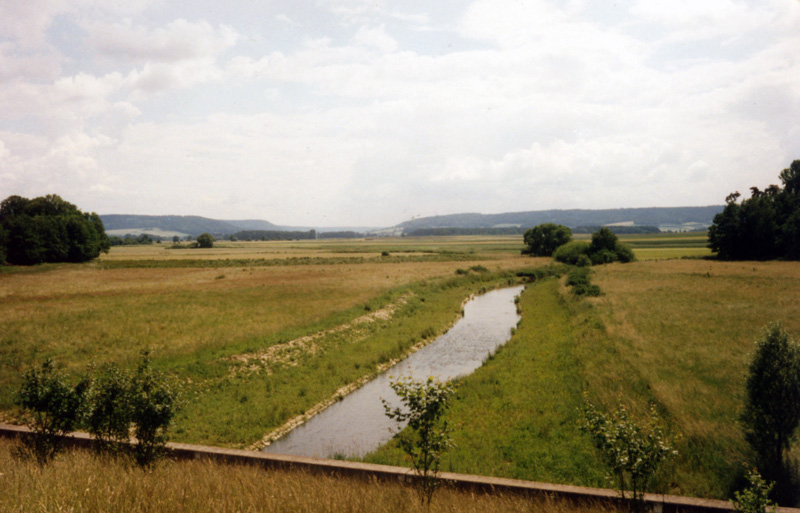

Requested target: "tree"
[
  {"left": 14, "top": 359, "right": 90, "bottom": 464},
  {"left": 196, "top": 232, "right": 214, "bottom": 248},
  {"left": 523, "top": 223, "right": 572, "bottom": 256},
  {"left": 741, "top": 323, "right": 800, "bottom": 491},
  {"left": 382, "top": 375, "right": 455, "bottom": 506}
]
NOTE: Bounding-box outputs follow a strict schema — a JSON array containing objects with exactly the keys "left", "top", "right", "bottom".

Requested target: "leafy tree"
[
  {"left": 523, "top": 223, "right": 572, "bottom": 256},
  {"left": 741, "top": 323, "right": 800, "bottom": 490},
  {"left": 581, "top": 396, "right": 677, "bottom": 511},
  {"left": 14, "top": 359, "right": 90, "bottom": 464},
  {"left": 129, "top": 351, "right": 181, "bottom": 468},
  {"left": 0, "top": 194, "right": 110, "bottom": 265},
  {"left": 383, "top": 375, "right": 455, "bottom": 506},
  {"left": 196, "top": 232, "right": 214, "bottom": 248}
]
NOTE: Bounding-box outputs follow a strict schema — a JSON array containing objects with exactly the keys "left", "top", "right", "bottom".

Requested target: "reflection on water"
[{"left": 263, "top": 285, "right": 524, "bottom": 458}]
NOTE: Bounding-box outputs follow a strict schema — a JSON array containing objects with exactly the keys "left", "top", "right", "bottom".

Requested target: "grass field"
[{"left": 3, "top": 232, "right": 797, "bottom": 503}]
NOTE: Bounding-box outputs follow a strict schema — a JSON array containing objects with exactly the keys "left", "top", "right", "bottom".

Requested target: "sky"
[{"left": 1, "top": 0, "right": 799, "bottom": 228}]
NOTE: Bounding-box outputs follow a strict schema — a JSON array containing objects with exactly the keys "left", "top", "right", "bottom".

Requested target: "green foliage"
[
  {"left": 588, "top": 228, "right": 636, "bottom": 265},
  {"left": 129, "top": 351, "right": 181, "bottom": 468},
  {"left": 0, "top": 194, "right": 110, "bottom": 265},
  {"left": 741, "top": 323, "right": 800, "bottom": 489},
  {"left": 523, "top": 223, "right": 573, "bottom": 257},
  {"left": 85, "top": 363, "right": 133, "bottom": 454},
  {"left": 733, "top": 469, "right": 777, "bottom": 513},
  {"left": 580, "top": 397, "right": 677, "bottom": 510},
  {"left": 383, "top": 375, "right": 455, "bottom": 506},
  {"left": 196, "top": 233, "right": 214, "bottom": 249},
  {"left": 553, "top": 241, "right": 591, "bottom": 265},
  {"left": 708, "top": 160, "right": 800, "bottom": 260},
  {"left": 566, "top": 267, "right": 601, "bottom": 297},
  {"left": 14, "top": 359, "right": 89, "bottom": 464}
]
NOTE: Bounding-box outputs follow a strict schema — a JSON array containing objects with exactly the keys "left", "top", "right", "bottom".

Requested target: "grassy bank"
[{"left": 0, "top": 438, "right": 611, "bottom": 513}]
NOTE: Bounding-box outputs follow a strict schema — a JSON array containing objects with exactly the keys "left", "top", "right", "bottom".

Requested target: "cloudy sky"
[{"left": 1, "top": 0, "right": 799, "bottom": 227}]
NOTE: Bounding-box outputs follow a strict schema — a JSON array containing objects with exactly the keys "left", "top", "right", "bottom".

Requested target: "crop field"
[{"left": 2, "top": 232, "right": 795, "bottom": 502}]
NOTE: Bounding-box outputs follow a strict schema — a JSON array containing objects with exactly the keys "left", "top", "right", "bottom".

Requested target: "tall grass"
[{"left": 0, "top": 438, "right": 612, "bottom": 513}]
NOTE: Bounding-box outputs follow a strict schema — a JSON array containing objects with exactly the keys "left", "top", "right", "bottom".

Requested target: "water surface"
[{"left": 263, "top": 285, "right": 524, "bottom": 458}]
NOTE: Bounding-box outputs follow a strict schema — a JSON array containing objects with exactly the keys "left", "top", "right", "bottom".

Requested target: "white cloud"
[
  {"left": 353, "top": 25, "right": 398, "bottom": 53},
  {"left": 88, "top": 19, "right": 238, "bottom": 63}
]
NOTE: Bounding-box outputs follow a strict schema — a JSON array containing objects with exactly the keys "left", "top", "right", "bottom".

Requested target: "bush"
[
  {"left": 85, "top": 363, "right": 133, "bottom": 454},
  {"left": 566, "top": 267, "right": 601, "bottom": 296},
  {"left": 14, "top": 359, "right": 89, "bottom": 464},
  {"left": 733, "top": 469, "right": 777, "bottom": 513},
  {"left": 553, "top": 241, "right": 591, "bottom": 265},
  {"left": 383, "top": 375, "right": 455, "bottom": 506},
  {"left": 581, "top": 397, "right": 677, "bottom": 511},
  {"left": 129, "top": 352, "right": 181, "bottom": 468}
]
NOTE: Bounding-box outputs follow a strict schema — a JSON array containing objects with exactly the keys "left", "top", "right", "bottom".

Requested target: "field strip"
[{"left": 228, "top": 293, "right": 413, "bottom": 376}]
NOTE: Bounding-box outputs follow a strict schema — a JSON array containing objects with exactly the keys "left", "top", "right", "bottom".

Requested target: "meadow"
[{"left": 2, "top": 232, "right": 797, "bottom": 502}]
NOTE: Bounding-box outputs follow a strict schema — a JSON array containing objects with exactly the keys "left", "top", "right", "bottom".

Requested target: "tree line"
[
  {"left": 708, "top": 160, "right": 800, "bottom": 260},
  {"left": 0, "top": 194, "right": 110, "bottom": 265}
]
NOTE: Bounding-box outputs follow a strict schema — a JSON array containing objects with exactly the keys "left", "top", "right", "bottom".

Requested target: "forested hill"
[
  {"left": 395, "top": 206, "right": 723, "bottom": 232},
  {"left": 101, "top": 215, "right": 279, "bottom": 237}
]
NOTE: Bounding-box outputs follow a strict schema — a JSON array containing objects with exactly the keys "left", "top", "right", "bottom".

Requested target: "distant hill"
[
  {"left": 101, "top": 215, "right": 280, "bottom": 237},
  {"left": 394, "top": 206, "right": 723, "bottom": 233}
]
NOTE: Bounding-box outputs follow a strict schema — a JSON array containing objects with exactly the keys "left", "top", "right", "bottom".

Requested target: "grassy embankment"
[
  {"left": 366, "top": 257, "right": 800, "bottom": 500},
  {"left": 0, "top": 439, "right": 613, "bottom": 513},
  {"left": 0, "top": 237, "right": 546, "bottom": 447}
]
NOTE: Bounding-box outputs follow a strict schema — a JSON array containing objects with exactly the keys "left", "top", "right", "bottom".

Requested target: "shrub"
[
  {"left": 129, "top": 352, "right": 181, "bottom": 468},
  {"left": 85, "top": 363, "right": 133, "bottom": 454},
  {"left": 383, "top": 375, "right": 455, "bottom": 506},
  {"left": 581, "top": 396, "right": 677, "bottom": 511},
  {"left": 14, "top": 359, "right": 89, "bottom": 464},
  {"left": 553, "top": 241, "right": 591, "bottom": 265},
  {"left": 733, "top": 469, "right": 777, "bottom": 513}
]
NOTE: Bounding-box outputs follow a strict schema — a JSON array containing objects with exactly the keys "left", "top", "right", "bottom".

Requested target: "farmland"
[{"left": 2, "top": 232, "right": 798, "bottom": 501}]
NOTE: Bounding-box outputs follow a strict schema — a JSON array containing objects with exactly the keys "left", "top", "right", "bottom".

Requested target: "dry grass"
[{"left": 0, "top": 438, "right": 612, "bottom": 513}]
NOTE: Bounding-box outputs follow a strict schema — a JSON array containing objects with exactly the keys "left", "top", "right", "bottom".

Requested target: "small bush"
[
  {"left": 14, "top": 359, "right": 89, "bottom": 465},
  {"left": 129, "top": 352, "right": 181, "bottom": 468},
  {"left": 733, "top": 469, "right": 777, "bottom": 513},
  {"left": 85, "top": 363, "right": 133, "bottom": 454},
  {"left": 553, "top": 241, "right": 591, "bottom": 265},
  {"left": 383, "top": 375, "right": 455, "bottom": 506}
]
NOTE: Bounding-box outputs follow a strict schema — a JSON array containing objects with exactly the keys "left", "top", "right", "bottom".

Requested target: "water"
[{"left": 263, "top": 285, "right": 525, "bottom": 458}]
